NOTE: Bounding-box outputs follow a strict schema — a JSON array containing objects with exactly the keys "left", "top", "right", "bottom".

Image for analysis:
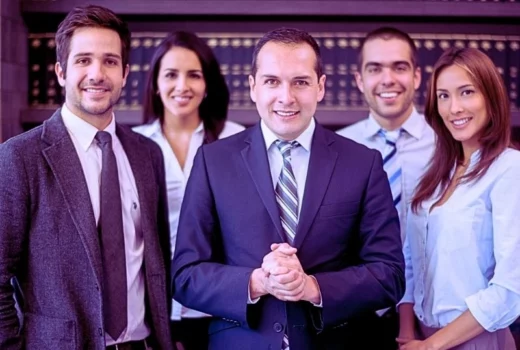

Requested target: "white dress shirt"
[
  {"left": 133, "top": 119, "right": 245, "bottom": 320},
  {"left": 336, "top": 108, "right": 435, "bottom": 243},
  {"left": 261, "top": 118, "right": 315, "bottom": 217},
  {"left": 61, "top": 104, "right": 149, "bottom": 345},
  {"left": 400, "top": 148, "right": 520, "bottom": 331}
]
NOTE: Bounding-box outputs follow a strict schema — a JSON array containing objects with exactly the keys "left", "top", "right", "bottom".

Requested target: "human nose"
[
  {"left": 381, "top": 67, "right": 396, "bottom": 86},
  {"left": 277, "top": 83, "right": 296, "bottom": 105},
  {"left": 87, "top": 60, "right": 106, "bottom": 83},
  {"left": 174, "top": 74, "right": 188, "bottom": 92},
  {"left": 449, "top": 96, "right": 464, "bottom": 115}
]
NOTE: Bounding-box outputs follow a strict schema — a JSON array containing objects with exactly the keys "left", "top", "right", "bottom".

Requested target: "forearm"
[
  {"left": 398, "top": 303, "right": 415, "bottom": 338},
  {"left": 426, "top": 310, "right": 484, "bottom": 350}
]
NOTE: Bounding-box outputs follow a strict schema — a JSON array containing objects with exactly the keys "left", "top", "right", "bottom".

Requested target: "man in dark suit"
[
  {"left": 172, "top": 27, "right": 405, "bottom": 350},
  {"left": 0, "top": 5, "right": 173, "bottom": 350}
]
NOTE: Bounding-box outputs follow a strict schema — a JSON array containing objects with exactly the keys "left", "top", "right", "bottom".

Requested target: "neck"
[
  {"left": 372, "top": 105, "right": 414, "bottom": 131},
  {"left": 66, "top": 102, "right": 113, "bottom": 131},
  {"left": 162, "top": 111, "right": 201, "bottom": 133},
  {"left": 462, "top": 140, "right": 480, "bottom": 165}
]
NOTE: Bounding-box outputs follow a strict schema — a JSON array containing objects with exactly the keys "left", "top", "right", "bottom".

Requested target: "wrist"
[
  {"left": 302, "top": 274, "right": 321, "bottom": 304},
  {"left": 249, "top": 268, "right": 268, "bottom": 299}
]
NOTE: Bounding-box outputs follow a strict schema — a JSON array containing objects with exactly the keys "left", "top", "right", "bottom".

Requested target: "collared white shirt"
[
  {"left": 400, "top": 148, "right": 520, "bottom": 331},
  {"left": 133, "top": 119, "right": 245, "bottom": 320},
  {"left": 261, "top": 118, "right": 315, "bottom": 217},
  {"left": 61, "top": 104, "right": 149, "bottom": 345},
  {"left": 336, "top": 108, "right": 435, "bottom": 242}
]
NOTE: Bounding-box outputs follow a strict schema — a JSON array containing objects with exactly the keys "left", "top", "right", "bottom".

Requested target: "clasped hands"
[{"left": 249, "top": 243, "right": 320, "bottom": 304}]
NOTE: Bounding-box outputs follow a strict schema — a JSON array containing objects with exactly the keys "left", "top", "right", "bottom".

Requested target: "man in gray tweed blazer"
[{"left": 0, "top": 5, "right": 173, "bottom": 350}]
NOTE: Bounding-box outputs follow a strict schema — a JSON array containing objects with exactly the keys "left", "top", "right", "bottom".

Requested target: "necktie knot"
[
  {"left": 379, "top": 129, "right": 402, "bottom": 146},
  {"left": 95, "top": 131, "right": 113, "bottom": 148},
  {"left": 275, "top": 140, "right": 299, "bottom": 158}
]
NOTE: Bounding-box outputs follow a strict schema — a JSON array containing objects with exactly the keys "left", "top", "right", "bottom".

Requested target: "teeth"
[
  {"left": 85, "top": 88, "right": 105, "bottom": 93},
  {"left": 379, "top": 92, "right": 398, "bottom": 98},
  {"left": 452, "top": 118, "right": 471, "bottom": 126},
  {"left": 174, "top": 96, "right": 190, "bottom": 102},
  {"left": 275, "top": 111, "right": 298, "bottom": 117}
]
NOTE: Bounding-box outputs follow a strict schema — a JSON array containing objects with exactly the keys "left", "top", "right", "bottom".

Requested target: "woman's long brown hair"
[{"left": 411, "top": 47, "right": 511, "bottom": 213}]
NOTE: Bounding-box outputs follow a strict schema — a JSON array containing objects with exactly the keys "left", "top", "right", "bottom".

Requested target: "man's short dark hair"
[
  {"left": 358, "top": 27, "right": 418, "bottom": 69},
  {"left": 251, "top": 27, "right": 323, "bottom": 79},
  {"left": 55, "top": 5, "right": 131, "bottom": 76}
]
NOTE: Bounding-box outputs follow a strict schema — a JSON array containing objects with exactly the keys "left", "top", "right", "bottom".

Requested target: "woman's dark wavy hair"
[
  {"left": 411, "top": 47, "right": 512, "bottom": 213},
  {"left": 142, "top": 31, "right": 229, "bottom": 143}
]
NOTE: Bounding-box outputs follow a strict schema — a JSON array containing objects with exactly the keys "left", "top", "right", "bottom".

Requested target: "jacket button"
[{"left": 273, "top": 323, "right": 283, "bottom": 333}]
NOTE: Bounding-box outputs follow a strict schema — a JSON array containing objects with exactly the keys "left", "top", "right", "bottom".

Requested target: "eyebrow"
[
  {"left": 73, "top": 52, "right": 122, "bottom": 60},
  {"left": 259, "top": 74, "right": 312, "bottom": 80},
  {"left": 162, "top": 68, "right": 203, "bottom": 72},
  {"left": 364, "top": 61, "right": 412, "bottom": 68},
  {"left": 436, "top": 84, "right": 474, "bottom": 92}
]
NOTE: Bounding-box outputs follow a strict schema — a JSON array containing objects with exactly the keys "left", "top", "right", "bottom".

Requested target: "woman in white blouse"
[
  {"left": 133, "top": 31, "right": 244, "bottom": 350},
  {"left": 397, "top": 47, "right": 520, "bottom": 350}
]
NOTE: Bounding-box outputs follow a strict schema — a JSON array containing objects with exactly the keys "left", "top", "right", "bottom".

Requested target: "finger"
[
  {"left": 270, "top": 270, "right": 300, "bottom": 284},
  {"left": 270, "top": 243, "right": 282, "bottom": 251},
  {"left": 395, "top": 337, "right": 412, "bottom": 344},
  {"left": 267, "top": 266, "right": 291, "bottom": 276},
  {"left": 275, "top": 243, "right": 297, "bottom": 255}
]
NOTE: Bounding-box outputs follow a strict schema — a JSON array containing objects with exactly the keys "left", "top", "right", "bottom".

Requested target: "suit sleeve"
[
  {"left": 0, "top": 143, "right": 28, "bottom": 349},
  {"left": 171, "top": 146, "right": 256, "bottom": 328},
  {"left": 313, "top": 151, "right": 405, "bottom": 328}
]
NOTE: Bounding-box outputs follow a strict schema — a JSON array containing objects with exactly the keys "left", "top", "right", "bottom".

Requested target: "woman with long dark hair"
[
  {"left": 133, "top": 31, "right": 244, "bottom": 349},
  {"left": 397, "top": 47, "right": 520, "bottom": 350}
]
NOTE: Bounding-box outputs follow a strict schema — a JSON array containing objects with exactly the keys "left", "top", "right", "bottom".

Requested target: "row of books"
[{"left": 28, "top": 32, "right": 520, "bottom": 112}]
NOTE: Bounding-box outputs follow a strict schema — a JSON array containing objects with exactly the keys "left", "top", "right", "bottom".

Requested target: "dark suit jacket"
[
  {"left": 172, "top": 121, "right": 405, "bottom": 350},
  {"left": 0, "top": 110, "right": 173, "bottom": 350}
]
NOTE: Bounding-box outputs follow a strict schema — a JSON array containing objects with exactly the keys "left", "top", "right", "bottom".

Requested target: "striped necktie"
[
  {"left": 275, "top": 140, "right": 299, "bottom": 245},
  {"left": 379, "top": 129, "right": 402, "bottom": 211},
  {"left": 275, "top": 140, "right": 299, "bottom": 350}
]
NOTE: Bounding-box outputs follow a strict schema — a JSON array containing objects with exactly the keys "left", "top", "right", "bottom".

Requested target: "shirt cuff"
[
  {"left": 309, "top": 275, "right": 323, "bottom": 307},
  {"left": 247, "top": 285, "right": 261, "bottom": 304}
]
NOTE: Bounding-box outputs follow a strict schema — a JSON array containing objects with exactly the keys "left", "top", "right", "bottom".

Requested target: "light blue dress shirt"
[
  {"left": 400, "top": 148, "right": 520, "bottom": 332},
  {"left": 336, "top": 108, "right": 435, "bottom": 243}
]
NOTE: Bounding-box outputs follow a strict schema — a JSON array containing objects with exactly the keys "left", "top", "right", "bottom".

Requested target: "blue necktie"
[{"left": 379, "top": 129, "right": 402, "bottom": 211}]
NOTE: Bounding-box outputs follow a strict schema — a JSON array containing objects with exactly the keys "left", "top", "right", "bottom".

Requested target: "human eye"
[
  {"left": 165, "top": 71, "right": 177, "bottom": 79},
  {"left": 264, "top": 78, "right": 278, "bottom": 86},
  {"left": 106, "top": 58, "right": 119, "bottom": 66},
  {"left": 437, "top": 92, "right": 449, "bottom": 100},
  {"left": 190, "top": 72, "right": 203, "bottom": 79},
  {"left": 395, "top": 64, "right": 409, "bottom": 72},
  {"left": 461, "top": 89, "right": 475, "bottom": 97},
  {"left": 294, "top": 80, "right": 310, "bottom": 87},
  {"left": 366, "top": 66, "right": 380, "bottom": 74},
  {"left": 76, "top": 57, "right": 90, "bottom": 65}
]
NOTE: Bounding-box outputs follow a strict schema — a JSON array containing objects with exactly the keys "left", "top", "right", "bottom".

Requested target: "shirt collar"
[
  {"left": 260, "top": 118, "right": 315, "bottom": 153},
  {"left": 61, "top": 103, "right": 116, "bottom": 151},
  {"left": 363, "top": 107, "right": 426, "bottom": 140},
  {"left": 138, "top": 119, "right": 204, "bottom": 139}
]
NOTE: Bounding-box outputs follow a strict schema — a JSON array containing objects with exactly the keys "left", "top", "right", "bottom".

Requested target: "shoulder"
[
  {"left": 219, "top": 121, "right": 246, "bottom": 139},
  {"left": 0, "top": 126, "right": 44, "bottom": 155},
  {"left": 323, "top": 125, "right": 379, "bottom": 159},
  {"left": 132, "top": 119, "right": 160, "bottom": 138},
  {"left": 335, "top": 118, "right": 368, "bottom": 142},
  {"left": 493, "top": 148, "right": 520, "bottom": 171}
]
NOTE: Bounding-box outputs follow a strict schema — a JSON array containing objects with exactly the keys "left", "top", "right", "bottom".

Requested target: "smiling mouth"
[
  {"left": 172, "top": 96, "right": 192, "bottom": 102},
  {"left": 83, "top": 87, "right": 109, "bottom": 94},
  {"left": 378, "top": 92, "right": 400, "bottom": 99},
  {"left": 451, "top": 117, "right": 472, "bottom": 126},
  {"left": 274, "top": 111, "right": 299, "bottom": 117}
]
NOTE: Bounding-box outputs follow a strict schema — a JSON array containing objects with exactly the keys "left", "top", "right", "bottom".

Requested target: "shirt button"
[
  {"left": 273, "top": 323, "right": 283, "bottom": 333},
  {"left": 132, "top": 202, "right": 138, "bottom": 210},
  {"left": 98, "top": 328, "right": 103, "bottom": 336}
]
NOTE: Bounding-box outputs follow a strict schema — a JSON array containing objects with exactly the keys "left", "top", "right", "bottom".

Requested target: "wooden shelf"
[
  {"left": 20, "top": 107, "right": 520, "bottom": 129},
  {"left": 21, "top": 0, "right": 520, "bottom": 18}
]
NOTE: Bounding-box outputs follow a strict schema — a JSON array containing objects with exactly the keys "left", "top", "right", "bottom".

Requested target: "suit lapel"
[
  {"left": 241, "top": 124, "right": 285, "bottom": 241},
  {"left": 41, "top": 110, "right": 103, "bottom": 287},
  {"left": 294, "top": 124, "right": 337, "bottom": 249}
]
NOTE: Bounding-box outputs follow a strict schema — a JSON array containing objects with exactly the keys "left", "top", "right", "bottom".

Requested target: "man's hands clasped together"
[{"left": 249, "top": 243, "right": 321, "bottom": 305}]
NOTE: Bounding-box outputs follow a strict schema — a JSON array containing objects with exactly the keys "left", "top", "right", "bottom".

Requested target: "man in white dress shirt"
[
  {"left": 0, "top": 5, "right": 173, "bottom": 349},
  {"left": 336, "top": 26, "right": 435, "bottom": 350}
]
